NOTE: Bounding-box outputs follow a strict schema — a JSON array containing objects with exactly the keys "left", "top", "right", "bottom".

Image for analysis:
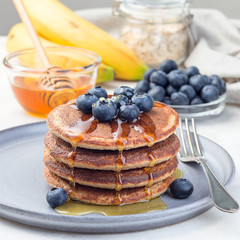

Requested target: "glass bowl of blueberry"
[{"left": 135, "top": 59, "right": 227, "bottom": 119}]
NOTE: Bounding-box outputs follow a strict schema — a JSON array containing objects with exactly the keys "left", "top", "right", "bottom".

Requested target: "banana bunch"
[
  {"left": 19, "top": 0, "right": 148, "bottom": 81},
  {"left": 6, "top": 23, "right": 114, "bottom": 84}
]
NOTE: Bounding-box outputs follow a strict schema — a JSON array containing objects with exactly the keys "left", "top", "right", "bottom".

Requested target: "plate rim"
[{"left": 0, "top": 122, "right": 236, "bottom": 233}]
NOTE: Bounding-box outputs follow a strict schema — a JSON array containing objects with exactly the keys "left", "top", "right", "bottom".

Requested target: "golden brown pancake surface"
[
  {"left": 44, "top": 131, "right": 180, "bottom": 171},
  {"left": 46, "top": 100, "right": 179, "bottom": 150},
  {"left": 43, "top": 153, "right": 178, "bottom": 190},
  {"left": 44, "top": 167, "right": 174, "bottom": 205}
]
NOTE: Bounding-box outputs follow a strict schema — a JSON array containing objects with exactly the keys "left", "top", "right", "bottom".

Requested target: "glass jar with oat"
[{"left": 113, "top": 0, "right": 195, "bottom": 68}]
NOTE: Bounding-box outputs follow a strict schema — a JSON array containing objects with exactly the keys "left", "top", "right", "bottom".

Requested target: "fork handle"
[{"left": 199, "top": 158, "right": 239, "bottom": 213}]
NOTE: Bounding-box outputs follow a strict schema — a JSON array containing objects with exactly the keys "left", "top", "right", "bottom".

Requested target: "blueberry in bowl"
[
  {"left": 135, "top": 60, "right": 227, "bottom": 118},
  {"left": 114, "top": 86, "right": 134, "bottom": 99}
]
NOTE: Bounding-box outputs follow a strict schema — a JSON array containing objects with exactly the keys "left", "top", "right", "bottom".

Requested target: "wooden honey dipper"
[{"left": 13, "top": 0, "right": 76, "bottom": 108}]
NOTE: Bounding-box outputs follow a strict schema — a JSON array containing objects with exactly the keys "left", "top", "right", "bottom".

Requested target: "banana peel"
[
  {"left": 6, "top": 23, "right": 114, "bottom": 83},
  {"left": 22, "top": 0, "right": 148, "bottom": 80}
]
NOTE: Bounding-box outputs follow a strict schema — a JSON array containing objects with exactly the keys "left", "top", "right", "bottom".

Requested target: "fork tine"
[
  {"left": 179, "top": 119, "right": 188, "bottom": 156},
  {"left": 191, "top": 118, "right": 203, "bottom": 156},
  {"left": 185, "top": 118, "right": 195, "bottom": 157}
]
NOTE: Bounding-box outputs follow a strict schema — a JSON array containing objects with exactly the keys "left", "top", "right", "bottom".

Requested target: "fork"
[{"left": 178, "top": 118, "right": 239, "bottom": 213}]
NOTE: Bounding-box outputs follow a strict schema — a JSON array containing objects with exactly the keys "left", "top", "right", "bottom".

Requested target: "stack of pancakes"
[{"left": 43, "top": 100, "right": 180, "bottom": 205}]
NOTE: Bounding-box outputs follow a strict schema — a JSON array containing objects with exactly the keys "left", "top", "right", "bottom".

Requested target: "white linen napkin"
[{"left": 76, "top": 8, "right": 240, "bottom": 104}]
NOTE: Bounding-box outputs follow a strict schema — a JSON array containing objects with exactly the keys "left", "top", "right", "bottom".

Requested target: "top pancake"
[{"left": 47, "top": 100, "right": 179, "bottom": 150}]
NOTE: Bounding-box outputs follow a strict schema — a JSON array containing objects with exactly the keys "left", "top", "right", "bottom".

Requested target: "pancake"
[
  {"left": 44, "top": 167, "right": 175, "bottom": 205},
  {"left": 43, "top": 152, "right": 178, "bottom": 190},
  {"left": 44, "top": 131, "right": 180, "bottom": 171},
  {"left": 46, "top": 100, "right": 179, "bottom": 150}
]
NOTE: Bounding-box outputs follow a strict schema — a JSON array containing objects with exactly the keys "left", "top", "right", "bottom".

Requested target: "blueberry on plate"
[
  {"left": 179, "top": 84, "right": 196, "bottom": 101},
  {"left": 209, "top": 75, "right": 226, "bottom": 95},
  {"left": 143, "top": 68, "right": 157, "bottom": 81},
  {"left": 170, "top": 92, "right": 189, "bottom": 105},
  {"left": 166, "top": 84, "right": 177, "bottom": 96},
  {"left": 162, "top": 96, "right": 172, "bottom": 105},
  {"left": 92, "top": 98, "right": 117, "bottom": 122},
  {"left": 200, "top": 85, "right": 219, "bottom": 103},
  {"left": 114, "top": 86, "right": 134, "bottom": 99},
  {"left": 185, "top": 66, "right": 200, "bottom": 78},
  {"left": 170, "top": 178, "right": 194, "bottom": 199},
  {"left": 46, "top": 187, "right": 68, "bottom": 208},
  {"left": 110, "top": 94, "right": 129, "bottom": 109},
  {"left": 119, "top": 103, "right": 140, "bottom": 122},
  {"left": 148, "top": 85, "right": 166, "bottom": 102},
  {"left": 168, "top": 70, "right": 188, "bottom": 89},
  {"left": 88, "top": 86, "right": 107, "bottom": 98},
  {"left": 189, "top": 74, "right": 206, "bottom": 92},
  {"left": 131, "top": 93, "right": 154, "bottom": 113},
  {"left": 190, "top": 96, "right": 204, "bottom": 105},
  {"left": 135, "top": 80, "right": 150, "bottom": 93},
  {"left": 159, "top": 59, "right": 178, "bottom": 74},
  {"left": 76, "top": 93, "right": 98, "bottom": 113},
  {"left": 149, "top": 70, "right": 168, "bottom": 87}
]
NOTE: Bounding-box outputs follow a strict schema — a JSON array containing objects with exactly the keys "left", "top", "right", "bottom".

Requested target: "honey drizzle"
[
  {"left": 67, "top": 148, "right": 76, "bottom": 187},
  {"left": 147, "top": 150, "right": 157, "bottom": 167},
  {"left": 115, "top": 172, "right": 123, "bottom": 191},
  {"left": 144, "top": 187, "right": 152, "bottom": 200},
  {"left": 144, "top": 167, "right": 154, "bottom": 187},
  {"left": 67, "top": 111, "right": 99, "bottom": 145}
]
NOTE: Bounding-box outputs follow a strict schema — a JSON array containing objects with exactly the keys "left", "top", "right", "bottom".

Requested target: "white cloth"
[{"left": 76, "top": 8, "right": 240, "bottom": 104}]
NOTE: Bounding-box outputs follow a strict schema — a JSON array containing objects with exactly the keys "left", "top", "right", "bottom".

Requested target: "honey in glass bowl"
[{"left": 3, "top": 46, "right": 101, "bottom": 117}]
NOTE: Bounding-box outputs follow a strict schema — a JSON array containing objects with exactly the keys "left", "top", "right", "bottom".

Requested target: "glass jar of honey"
[
  {"left": 3, "top": 46, "right": 101, "bottom": 117},
  {"left": 113, "top": 0, "right": 195, "bottom": 68}
]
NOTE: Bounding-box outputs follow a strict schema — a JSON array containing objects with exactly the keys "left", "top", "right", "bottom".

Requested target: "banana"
[
  {"left": 22, "top": 0, "right": 148, "bottom": 80},
  {"left": 6, "top": 23, "right": 114, "bottom": 83}
]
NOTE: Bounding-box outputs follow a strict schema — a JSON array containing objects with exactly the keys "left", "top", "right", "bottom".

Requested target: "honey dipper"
[{"left": 13, "top": 0, "right": 76, "bottom": 108}]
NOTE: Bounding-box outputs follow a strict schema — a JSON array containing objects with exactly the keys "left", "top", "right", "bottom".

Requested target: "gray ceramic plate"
[{"left": 0, "top": 122, "right": 235, "bottom": 233}]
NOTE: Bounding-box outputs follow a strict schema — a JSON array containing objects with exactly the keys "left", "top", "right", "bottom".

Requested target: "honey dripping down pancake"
[
  {"left": 43, "top": 153, "right": 178, "bottom": 190},
  {"left": 46, "top": 100, "right": 179, "bottom": 150},
  {"left": 44, "top": 167, "right": 175, "bottom": 205},
  {"left": 44, "top": 131, "right": 180, "bottom": 171}
]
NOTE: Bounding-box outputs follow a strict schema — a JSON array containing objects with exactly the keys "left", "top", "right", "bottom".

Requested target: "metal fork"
[{"left": 178, "top": 118, "right": 239, "bottom": 213}]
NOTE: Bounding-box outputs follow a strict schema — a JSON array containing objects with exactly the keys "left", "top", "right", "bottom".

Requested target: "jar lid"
[{"left": 115, "top": 0, "right": 189, "bottom": 21}]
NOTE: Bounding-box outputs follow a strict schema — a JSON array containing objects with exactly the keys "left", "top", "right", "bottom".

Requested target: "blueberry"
[
  {"left": 202, "top": 75, "right": 211, "bottom": 85},
  {"left": 190, "top": 96, "right": 204, "bottom": 105},
  {"left": 131, "top": 93, "right": 154, "bottom": 113},
  {"left": 88, "top": 86, "right": 107, "bottom": 98},
  {"left": 76, "top": 93, "right": 98, "bottom": 113},
  {"left": 119, "top": 103, "right": 140, "bottom": 122},
  {"left": 159, "top": 59, "right": 178, "bottom": 74},
  {"left": 170, "top": 92, "right": 189, "bottom": 105},
  {"left": 189, "top": 74, "right": 206, "bottom": 92},
  {"left": 114, "top": 86, "right": 134, "bottom": 99},
  {"left": 135, "top": 80, "right": 150, "bottom": 93},
  {"left": 185, "top": 66, "right": 200, "bottom": 78},
  {"left": 92, "top": 98, "right": 117, "bottom": 122},
  {"left": 162, "top": 96, "right": 172, "bottom": 105},
  {"left": 148, "top": 86, "right": 166, "bottom": 102},
  {"left": 150, "top": 82, "right": 157, "bottom": 89},
  {"left": 179, "top": 84, "right": 196, "bottom": 100},
  {"left": 166, "top": 84, "right": 177, "bottom": 96},
  {"left": 200, "top": 85, "right": 219, "bottom": 103},
  {"left": 168, "top": 70, "right": 188, "bottom": 89},
  {"left": 110, "top": 95, "right": 129, "bottom": 109},
  {"left": 149, "top": 70, "right": 168, "bottom": 86},
  {"left": 209, "top": 75, "right": 226, "bottom": 95},
  {"left": 46, "top": 187, "right": 68, "bottom": 208},
  {"left": 143, "top": 68, "right": 157, "bottom": 81},
  {"left": 170, "top": 178, "right": 194, "bottom": 199}
]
